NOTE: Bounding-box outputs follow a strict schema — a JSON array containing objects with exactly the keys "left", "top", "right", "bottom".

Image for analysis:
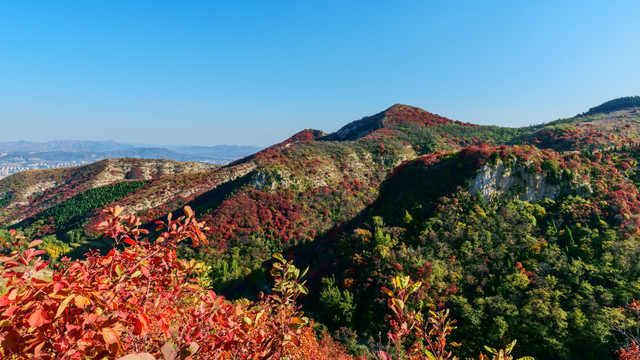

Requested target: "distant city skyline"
[{"left": 1, "top": 1, "right": 639, "bottom": 146}]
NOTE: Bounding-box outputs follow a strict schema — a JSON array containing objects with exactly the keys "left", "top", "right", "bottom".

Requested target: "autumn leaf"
[
  {"left": 55, "top": 294, "right": 76, "bottom": 318},
  {"left": 27, "top": 240, "right": 42, "bottom": 248},
  {"left": 134, "top": 313, "right": 150, "bottom": 336},
  {"left": 74, "top": 295, "right": 91, "bottom": 309},
  {"left": 101, "top": 327, "right": 120, "bottom": 345},
  {"left": 28, "top": 307, "right": 48, "bottom": 328},
  {"left": 113, "top": 205, "right": 124, "bottom": 217}
]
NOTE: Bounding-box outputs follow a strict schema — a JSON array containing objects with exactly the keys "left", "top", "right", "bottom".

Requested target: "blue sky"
[{"left": 1, "top": 1, "right": 639, "bottom": 146}]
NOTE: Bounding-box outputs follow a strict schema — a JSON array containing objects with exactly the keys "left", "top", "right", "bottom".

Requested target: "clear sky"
[{"left": 1, "top": 1, "right": 639, "bottom": 146}]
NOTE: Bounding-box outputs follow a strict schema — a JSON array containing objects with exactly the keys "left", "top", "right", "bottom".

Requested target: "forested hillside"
[{"left": 3, "top": 97, "right": 640, "bottom": 359}]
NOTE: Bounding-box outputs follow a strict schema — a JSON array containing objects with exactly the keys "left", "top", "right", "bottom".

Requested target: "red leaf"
[
  {"left": 28, "top": 307, "right": 48, "bottom": 328},
  {"left": 140, "top": 266, "right": 151, "bottom": 278},
  {"left": 134, "top": 313, "right": 150, "bottom": 336},
  {"left": 5, "top": 305, "right": 20, "bottom": 316},
  {"left": 35, "top": 262, "right": 49, "bottom": 272}
]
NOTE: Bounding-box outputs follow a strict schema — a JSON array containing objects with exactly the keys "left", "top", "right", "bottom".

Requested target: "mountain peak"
[
  {"left": 381, "top": 104, "right": 460, "bottom": 127},
  {"left": 323, "top": 104, "right": 471, "bottom": 141}
]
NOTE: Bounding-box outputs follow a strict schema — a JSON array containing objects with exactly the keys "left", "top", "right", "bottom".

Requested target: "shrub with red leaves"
[{"left": 0, "top": 206, "right": 353, "bottom": 359}]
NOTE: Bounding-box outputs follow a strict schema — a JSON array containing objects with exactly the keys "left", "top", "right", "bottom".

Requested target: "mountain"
[
  {"left": 0, "top": 140, "right": 262, "bottom": 179},
  {"left": 322, "top": 103, "right": 472, "bottom": 141},
  {"left": 3, "top": 98, "right": 640, "bottom": 359}
]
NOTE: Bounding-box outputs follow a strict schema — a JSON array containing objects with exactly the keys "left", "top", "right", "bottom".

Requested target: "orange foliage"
[{"left": 0, "top": 206, "right": 353, "bottom": 359}]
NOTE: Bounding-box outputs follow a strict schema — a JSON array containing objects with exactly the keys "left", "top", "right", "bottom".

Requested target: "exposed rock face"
[
  {"left": 470, "top": 160, "right": 591, "bottom": 202},
  {"left": 15, "top": 180, "right": 60, "bottom": 206},
  {"left": 250, "top": 146, "right": 414, "bottom": 193},
  {"left": 127, "top": 161, "right": 256, "bottom": 213},
  {"left": 88, "top": 158, "right": 216, "bottom": 188}
]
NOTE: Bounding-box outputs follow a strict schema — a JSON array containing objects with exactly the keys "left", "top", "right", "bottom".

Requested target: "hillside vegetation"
[
  {"left": 579, "top": 96, "right": 640, "bottom": 116},
  {"left": 3, "top": 98, "right": 640, "bottom": 359}
]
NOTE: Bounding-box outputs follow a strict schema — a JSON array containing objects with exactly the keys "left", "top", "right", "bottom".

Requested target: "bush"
[{"left": 0, "top": 206, "right": 353, "bottom": 359}]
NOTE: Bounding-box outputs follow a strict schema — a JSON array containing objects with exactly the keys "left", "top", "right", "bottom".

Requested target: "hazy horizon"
[{"left": 0, "top": 139, "right": 263, "bottom": 149}]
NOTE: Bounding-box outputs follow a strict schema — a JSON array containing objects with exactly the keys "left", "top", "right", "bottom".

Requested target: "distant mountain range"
[{"left": 0, "top": 140, "right": 262, "bottom": 178}]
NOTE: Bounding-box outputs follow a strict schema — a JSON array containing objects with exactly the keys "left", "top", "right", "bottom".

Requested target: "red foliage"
[
  {"left": 460, "top": 145, "right": 495, "bottom": 166},
  {"left": 0, "top": 207, "right": 353, "bottom": 359},
  {"left": 383, "top": 104, "right": 472, "bottom": 128},
  {"left": 619, "top": 342, "right": 640, "bottom": 360},
  {"left": 286, "top": 129, "right": 320, "bottom": 144}
]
